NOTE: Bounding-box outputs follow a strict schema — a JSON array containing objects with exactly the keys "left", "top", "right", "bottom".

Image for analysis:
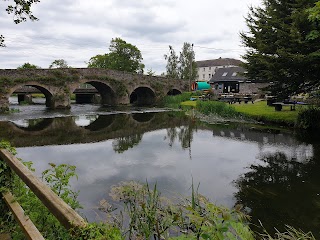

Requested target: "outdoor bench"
[{"left": 273, "top": 102, "right": 296, "bottom": 111}]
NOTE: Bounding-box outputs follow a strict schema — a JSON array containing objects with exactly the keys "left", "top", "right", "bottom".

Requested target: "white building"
[{"left": 196, "top": 58, "right": 243, "bottom": 81}]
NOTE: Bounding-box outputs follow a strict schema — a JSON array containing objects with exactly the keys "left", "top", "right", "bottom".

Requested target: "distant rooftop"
[
  {"left": 196, "top": 58, "right": 243, "bottom": 68},
  {"left": 209, "top": 66, "right": 246, "bottom": 83}
]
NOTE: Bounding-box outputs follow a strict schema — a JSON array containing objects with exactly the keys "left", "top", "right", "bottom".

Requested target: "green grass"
[
  {"left": 196, "top": 100, "right": 242, "bottom": 118},
  {"left": 162, "top": 92, "right": 193, "bottom": 108},
  {"left": 31, "top": 93, "right": 45, "bottom": 98},
  {"left": 181, "top": 100, "right": 196, "bottom": 107},
  {"left": 179, "top": 100, "right": 308, "bottom": 125},
  {"left": 232, "top": 100, "right": 304, "bottom": 124}
]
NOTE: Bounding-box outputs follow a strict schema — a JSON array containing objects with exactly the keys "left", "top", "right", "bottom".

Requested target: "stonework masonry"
[{"left": 0, "top": 68, "right": 188, "bottom": 111}]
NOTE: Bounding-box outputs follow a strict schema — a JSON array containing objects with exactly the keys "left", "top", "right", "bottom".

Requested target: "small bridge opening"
[
  {"left": 130, "top": 87, "right": 155, "bottom": 106},
  {"left": 167, "top": 89, "right": 182, "bottom": 96},
  {"left": 72, "top": 81, "right": 116, "bottom": 106},
  {"left": 10, "top": 85, "right": 53, "bottom": 107}
]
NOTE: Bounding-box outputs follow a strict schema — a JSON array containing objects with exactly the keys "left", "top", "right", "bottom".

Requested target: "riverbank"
[{"left": 180, "top": 99, "right": 302, "bottom": 127}]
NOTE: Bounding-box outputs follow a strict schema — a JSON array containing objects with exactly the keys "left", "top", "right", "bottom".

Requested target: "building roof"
[
  {"left": 196, "top": 58, "right": 243, "bottom": 68},
  {"left": 209, "top": 66, "right": 247, "bottom": 83}
]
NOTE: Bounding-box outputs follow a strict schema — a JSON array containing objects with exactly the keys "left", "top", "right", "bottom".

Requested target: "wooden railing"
[{"left": 0, "top": 149, "right": 87, "bottom": 239}]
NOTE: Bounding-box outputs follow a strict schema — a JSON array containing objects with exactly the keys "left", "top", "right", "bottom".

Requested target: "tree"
[
  {"left": 49, "top": 59, "right": 69, "bottom": 69},
  {"left": 164, "top": 43, "right": 197, "bottom": 81},
  {"left": 87, "top": 54, "right": 110, "bottom": 68},
  {"left": 307, "top": 1, "right": 320, "bottom": 39},
  {"left": 178, "top": 43, "right": 197, "bottom": 81},
  {"left": 1, "top": 0, "right": 40, "bottom": 47},
  {"left": 146, "top": 68, "right": 155, "bottom": 76},
  {"left": 241, "top": 0, "right": 320, "bottom": 98},
  {"left": 164, "top": 46, "right": 179, "bottom": 79},
  {"left": 88, "top": 38, "right": 145, "bottom": 74},
  {"left": 17, "top": 62, "right": 40, "bottom": 69}
]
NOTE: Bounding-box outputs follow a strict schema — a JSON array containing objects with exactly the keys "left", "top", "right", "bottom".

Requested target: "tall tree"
[
  {"left": 241, "top": 0, "right": 320, "bottom": 98},
  {"left": 49, "top": 59, "right": 69, "bottom": 69},
  {"left": 87, "top": 54, "right": 110, "bottom": 68},
  {"left": 1, "top": 0, "right": 40, "bottom": 47},
  {"left": 164, "top": 46, "right": 179, "bottom": 79},
  {"left": 178, "top": 43, "right": 197, "bottom": 81},
  {"left": 17, "top": 62, "right": 40, "bottom": 69},
  {"left": 164, "top": 43, "right": 197, "bottom": 81},
  {"left": 307, "top": 1, "right": 320, "bottom": 39},
  {"left": 88, "top": 38, "right": 145, "bottom": 74}
]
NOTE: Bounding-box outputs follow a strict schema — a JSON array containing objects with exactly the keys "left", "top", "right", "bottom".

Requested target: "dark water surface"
[{"left": 1, "top": 103, "right": 320, "bottom": 237}]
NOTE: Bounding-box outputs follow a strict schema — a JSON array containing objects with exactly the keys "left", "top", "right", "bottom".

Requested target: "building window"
[
  {"left": 232, "top": 72, "right": 237, "bottom": 76},
  {"left": 209, "top": 74, "right": 211, "bottom": 78},
  {"left": 209, "top": 67, "right": 211, "bottom": 70},
  {"left": 203, "top": 74, "right": 205, "bottom": 79},
  {"left": 222, "top": 72, "right": 228, "bottom": 77},
  {"left": 203, "top": 68, "right": 205, "bottom": 71}
]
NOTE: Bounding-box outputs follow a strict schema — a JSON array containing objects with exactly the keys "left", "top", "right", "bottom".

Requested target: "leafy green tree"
[
  {"left": 179, "top": 42, "right": 197, "bottom": 81},
  {"left": 164, "top": 43, "right": 197, "bottom": 81},
  {"left": 87, "top": 54, "right": 110, "bottom": 68},
  {"left": 307, "top": 1, "right": 320, "bottom": 39},
  {"left": 1, "top": 0, "right": 40, "bottom": 47},
  {"left": 146, "top": 68, "right": 155, "bottom": 76},
  {"left": 241, "top": 0, "right": 320, "bottom": 98},
  {"left": 88, "top": 37, "right": 145, "bottom": 74},
  {"left": 17, "top": 62, "right": 40, "bottom": 69},
  {"left": 164, "top": 46, "right": 179, "bottom": 79},
  {"left": 49, "top": 59, "right": 69, "bottom": 69}
]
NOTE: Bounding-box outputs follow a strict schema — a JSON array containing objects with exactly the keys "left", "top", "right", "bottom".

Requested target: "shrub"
[
  {"left": 295, "top": 106, "right": 320, "bottom": 130},
  {"left": 162, "top": 92, "right": 193, "bottom": 109},
  {"left": 196, "top": 101, "right": 243, "bottom": 118}
]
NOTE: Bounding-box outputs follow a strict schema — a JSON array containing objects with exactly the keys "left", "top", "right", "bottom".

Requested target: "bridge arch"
[
  {"left": 9, "top": 118, "right": 54, "bottom": 133},
  {"left": 9, "top": 83, "right": 54, "bottom": 107},
  {"left": 167, "top": 89, "right": 182, "bottom": 96},
  {"left": 131, "top": 112, "right": 155, "bottom": 123},
  {"left": 130, "top": 87, "right": 156, "bottom": 106},
  {"left": 70, "top": 80, "right": 117, "bottom": 105},
  {"left": 83, "top": 114, "right": 116, "bottom": 132}
]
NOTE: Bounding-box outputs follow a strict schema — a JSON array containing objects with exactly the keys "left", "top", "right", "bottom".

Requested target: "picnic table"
[
  {"left": 272, "top": 101, "right": 308, "bottom": 111},
  {"left": 273, "top": 102, "right": 296, "bottom": 111},
  {"left": 218, "top": 94, "right": 254, "bottom": 104}
]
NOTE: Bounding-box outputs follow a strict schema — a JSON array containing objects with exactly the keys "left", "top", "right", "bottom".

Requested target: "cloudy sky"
[{"left": 0, "top": 0, "right": 262, "bottom": 74}]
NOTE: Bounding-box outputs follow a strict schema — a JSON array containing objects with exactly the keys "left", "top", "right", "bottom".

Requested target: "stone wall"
[{"left": 239, "top": 82, "right": 270, "bottom": 95}]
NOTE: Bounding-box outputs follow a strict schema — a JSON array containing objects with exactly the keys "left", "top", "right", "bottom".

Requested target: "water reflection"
[
  {"left": 234, "top": 148, "right": 320, "bottom": 237},
  {"left": 112, "top": 134, "right": 143, "bottom": 153},
  {"left": 2, "top": 111, "right": 318, "bottom": 236},
  {"left": 10, "top": 118, "right": 54, "bottom": 132},
  {"left": 74, "top": 115, "right": 99, "bottom": 127}
]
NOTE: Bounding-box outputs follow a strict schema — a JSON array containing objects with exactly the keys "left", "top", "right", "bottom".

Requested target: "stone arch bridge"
[{"left": 0, "top": 68, "right": 188, "bottom": 111}]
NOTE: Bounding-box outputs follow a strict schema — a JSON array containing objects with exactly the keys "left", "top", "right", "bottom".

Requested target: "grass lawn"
[
  {"left": 180, "top": 100, "right": 306, "bottom": 124},
  {"left": 181, "top": 100, "right": 197, "bottom": 107},
  {"left": 232, "top": 100, "right": 305, "bottom": 124}
]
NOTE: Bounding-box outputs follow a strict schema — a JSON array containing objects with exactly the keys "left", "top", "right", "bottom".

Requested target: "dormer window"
[
  {"left": 222, "top": 72, "right": 228, "bottom": 76},
  {"left": 232, "top": 72, "right": 237, "bottom": 76}
]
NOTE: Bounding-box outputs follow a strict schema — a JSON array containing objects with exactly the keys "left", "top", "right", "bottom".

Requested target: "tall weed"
[
  {"left": 197, "top": 101, "right": 243, "bottom": 118},
  {"left": 163, "top": 92, "right": 193, "bottom": 109}
]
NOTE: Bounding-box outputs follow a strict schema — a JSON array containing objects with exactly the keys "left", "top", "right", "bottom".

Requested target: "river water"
[{"left": 1, "top": 100, "right": 320, "bottom": 237}]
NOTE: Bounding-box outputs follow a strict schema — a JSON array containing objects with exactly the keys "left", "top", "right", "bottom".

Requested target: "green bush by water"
[
  {"left": 197, "top": 101, "right": 243, "bottom": 118},
  {"left": 296, "top": 106, "right": 320, "bottom": 130},
  {"left": 162, "top": 92, "right": 193, "bottom": 109}
]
